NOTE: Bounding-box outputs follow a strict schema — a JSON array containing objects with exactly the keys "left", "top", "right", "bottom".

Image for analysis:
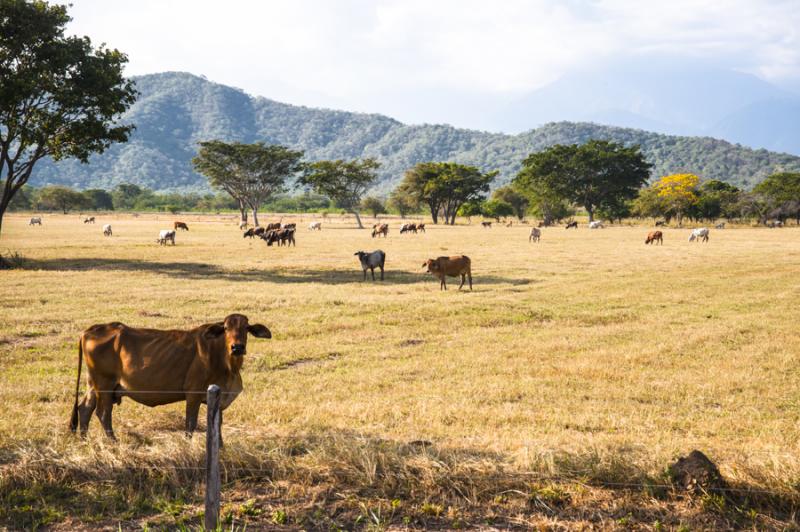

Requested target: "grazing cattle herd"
[
  {"left": 8, "top": 212, "right": 773, "bottom": 439},
  {"left": 25, "top": 213, "right": 756, "bottom": 293}
]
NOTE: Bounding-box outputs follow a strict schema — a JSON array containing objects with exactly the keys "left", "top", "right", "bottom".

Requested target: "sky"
[{"left": 66, "top": 0, "right": 800, "bottom": 128}]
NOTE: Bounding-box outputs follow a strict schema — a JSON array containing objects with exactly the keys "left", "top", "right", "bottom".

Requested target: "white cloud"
[{"left": 65, "top": 0, "right": 800, "bottom": 121}]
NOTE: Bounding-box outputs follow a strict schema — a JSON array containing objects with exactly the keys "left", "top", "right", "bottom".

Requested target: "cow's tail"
[{"left": 69, "top": 337, "right": 83, "bottom": 433}]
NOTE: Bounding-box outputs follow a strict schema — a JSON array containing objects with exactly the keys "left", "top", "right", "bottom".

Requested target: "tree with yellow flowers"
[{"left": 655, "top": 173, "right": 700, "bottom": 226}]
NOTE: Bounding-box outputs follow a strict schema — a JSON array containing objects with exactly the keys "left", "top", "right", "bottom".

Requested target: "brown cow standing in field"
[
  {"left": 423, "top": 255, "right": 472, "bottom": 291},
  {"left": 481, "top": 221, "right": 492, "bottom": 228},
  {"left": 417, "top": 223, "right": 426, "bottom": 233},
  {"left": 84, "top": 216, "right": 95, "bottom": 224},
  {"left": 265, "top": 222, "right": 281, "bottom": 231},
  {"left": 645, "top": 231, "right": 663, "bottom": 245},
  {"left": 565, "top": 221, "right": 578, "bottom": 229},
  {"left": 372, "top": 223, "right": 389, "bottom": 238},
  {"left": 69, "top": 314, "right": 271, "bottom": 440},
  {"left": 174, "top": 221, "right": 189, "bottom": 231}
]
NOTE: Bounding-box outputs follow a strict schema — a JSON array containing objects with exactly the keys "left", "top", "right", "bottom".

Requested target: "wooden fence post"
[{"left": 205, "top": 384, "right": 221, "bottom": 531}]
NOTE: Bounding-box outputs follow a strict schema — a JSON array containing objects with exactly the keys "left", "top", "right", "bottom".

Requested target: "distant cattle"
[
  {"left": 655, "top": 220, "right": 667, "bottom": 227},
  {"left": 308, "top": 221, "right": 322, "bottom": 231},
  {"left": 767, "top": 220, "right": 783, "bottom": 228},
  {"left": 565, "top": 221, "right": 578, "bottom": 229},
  {"left": 262, "top": 228, "right": 295, "bottom": 247},
  {"left": 589, "top": 221, "right": 604, "bottom": 229},
  {"left": 355, "top": 250, "right": 386, "bottom": 281},
  {"left": 29, "top": 217, "right": 42, "bottom": 226},
  {"left": 417, "top": 223, "right": 426, "bottom": 233},
  {"left": 103, "top": 224, "right": 112, "bottom": 237},
  {"left": 243, "top": 228, "right": 256, "bottom": 238},
  {"left": 372, "top": 223, "right": 389, "bottom": 238},
  {"left": 688, "top": 228, "right": 709, "bottom": 242},
  {"left": 529, "top": 227, "right": 541, "bottom": 242},
  {"left": 84, "top": 216, "right": 95, "bottom": 224},
  {"left": 157, "top": 229, "right": 176, "bottom": 245},
  {"left": 265, "top": 222, "right": 281, "bottom": 231},
  {"left": 400, "top": 223, "right": 417, "bottom": 234},
  {"left": 69, "top": 313, "right": 271, "bottom": 440},
  {"left": 281, "top": 222, "right": 296, "bottom": 230},
  {"left": 715, "top": 222, "right": 725, "bottom": 229},
  {"left": 481, "top": 221, "right": 492, "bottom": 228},
  {"left": 645, "top": 231, "right": 663, "bottom": 245},
  {"left": 174, "top": 221, "right": 189, "bottom": 231},
  {"left": 423, "top": 255, "right": 472, "bottom": 291}
]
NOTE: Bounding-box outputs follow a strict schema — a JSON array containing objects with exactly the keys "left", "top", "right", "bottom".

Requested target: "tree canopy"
[
  {"left": 396, "top": 162, "right": 496, "bottom": 224},
  {"left": 193, "top": 141, "right": 303, "bottom": 226},
  {"left": 0, "top": 0, "right": 137, "bottom": 239},
  {"left": 299, "top": 158, "right": 380, "bottom": 228},
  {"left": 491, "top": 185, "right": 530, "bottom": 220},
  {"left": 514, "top": 140, "right": 651, "bottom": 221},
  {"left": 655, "top": 173, "right": 700, "bottom": 225}
]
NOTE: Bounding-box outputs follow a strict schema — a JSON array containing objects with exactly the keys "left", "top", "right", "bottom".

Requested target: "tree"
[
  {"left": 753, "top": 172, "right": 800, "bottom": 224},
  {"left": 83, "top": 189, "right": 114, "bottom": 210},
  {"left": 0, "top": 0, "right": 136, "bottom": 242},
  {"left": 524, "top": 188, "right": 574, "bottom": 225},
  {"left": 655, "top": 173, "right": 700, "bottom": 226},
  {"left": 37, "top": 186, "right": 88, "bottom": 214},
  {"left": 361, "top": 196, "right": 386, "bottom": 218},
  {"left": 514, "top": 140, "right": 651, "bottom": 222},
  {"left": 387, "top": 187, "right": 418, "bottom": 218},
  {"left": 631, "top": 186, "right": 667, "bottom": 221},
  {"left": 696, "top": 180, "right": 741, "bottom": 221},
  {"left": 299, "top": 158, "right": 379, "bottom": 229},
  {"left": 193, "top": 141, "right": 303, "bottom": 226},
  {"left": 398, "top": 162, "right": 496, "bottom": 225},
  {"left": 456, "top": 200, "right": 483, "bottom": 224},
  {"left": 481, "top": 199, "right": 514, "bottom": 222},
  {"left": 491, "top": 185, "right": 529, "bottom": 220},
  {"left": 112, "top": 183, "right": 146, "bottom": 210}
]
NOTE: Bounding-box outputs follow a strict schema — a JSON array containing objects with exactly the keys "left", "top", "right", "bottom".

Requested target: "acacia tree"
[
  {"left": 299, "top": 158, "right": 379, "bottom": 229},
  {"left": 37, "top": 185, "right": 87, "bottom": 213},
  {"left": 387, "top": 187, "right": 417, "bottom": 218},
  {"left": 514, "top": 140, "right": 651, "bottom": 222},
  {"left": 0, "top": 0, "right": 137, "bottom": 246},
  {"left": 397, "top": 162, "right": 496, "bottom": 224},
  {"left": 491, "top": 185, "right": 529, "bottom": 220},
  {"left": 193, "top": 141, "right": 303, "bottom": 226}
]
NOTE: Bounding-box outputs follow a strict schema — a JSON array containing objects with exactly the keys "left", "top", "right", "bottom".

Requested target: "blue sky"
[{"left": 67, "top": 0, "right": 800, "bottom": 128}]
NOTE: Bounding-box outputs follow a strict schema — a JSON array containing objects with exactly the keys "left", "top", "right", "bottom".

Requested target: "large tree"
[
  {"left": 37, "top": 185, "right": 87, "bottom": 213},
  {"left": 514, "top": 140, "right": 651, "bottom": 222},
  {"left": 753, "top": 172, "right": 800, "bottom": 224},
  {"left": 0, "top": 0, "right": 136, "bottom": 243},
  {"left": 193, "top": 141, "right": 303, "bottom": 226},
  {"left": 299, "top": 158, "right": 379, "bottom": 229},
  {"left": 655, "top": 173, "right": 699, "bottom": 226},
  {"left": 397, "top": 162, "right": 496, "bottom": 224},
  {"left": 491, "top": 185, "right": 530, "bottom": 220}
]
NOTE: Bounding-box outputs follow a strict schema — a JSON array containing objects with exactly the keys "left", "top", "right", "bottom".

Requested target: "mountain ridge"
[{"left": 28, "top": 71, "right": 800, "bottom": 193}]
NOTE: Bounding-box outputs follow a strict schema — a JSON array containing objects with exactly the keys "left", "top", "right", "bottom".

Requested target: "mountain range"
[{"left": 29, "top": 71, "right": 800, "bottom": 194}]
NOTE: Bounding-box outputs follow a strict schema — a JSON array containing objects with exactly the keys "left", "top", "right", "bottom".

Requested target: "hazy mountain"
[
  {"left": 491, "top": 58, "right": 800, "bottom": 155},
  {"left": 29, "top": 72, "right": 800, "bottom": 193}
]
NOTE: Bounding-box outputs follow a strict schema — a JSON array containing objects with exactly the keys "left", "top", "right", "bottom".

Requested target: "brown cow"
[
  {"left": 174, "top": 221, "right": 189, "bottom": 231},
  {"left": 69, "top": 314, "right": 271, "bottom": 440},
  {"left": 265, "top": 222, "right": 281, "bottom": 231},
  {"left": 645, "top": 231, "right": 663, "bottom": 245},
  {"left": 372, "top": 223, "right": 389, "bottom": 238},
  {"left": 423, "top": 255, "right": 472, "bottom": 291},
  {"left": 481, "top": 221, "right": 492, "bottom": 228},
  {"left": 417, "top": 223, "right": 426, "bottom": 233}
]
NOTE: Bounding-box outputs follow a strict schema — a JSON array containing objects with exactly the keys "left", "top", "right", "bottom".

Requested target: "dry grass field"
[{"left": 1, "top": 212, "right": 799, "bottom": 530}]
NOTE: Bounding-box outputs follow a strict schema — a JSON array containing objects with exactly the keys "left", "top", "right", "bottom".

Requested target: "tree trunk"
[
  {"left": 429, "top": 203, "right": 438, "bottom": 224},
  {"left": 252, "top": 207, "right": 260, "bottom": 227},
  {"left": 352, "top": 210, "right": 364, "bottom": 229},
  {"left": 238, "top": 199, "right": 248, "bottom": 223},
  {"left": 586, "top": 205, "right": 594, "bottom": 222}
]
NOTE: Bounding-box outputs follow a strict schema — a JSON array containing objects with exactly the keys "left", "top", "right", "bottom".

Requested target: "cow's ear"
[
  {"left": 204, "top": 323, "right": 225, "bottom": 339},
  {"left": 422, "top": 262, "right": 427, "bottom": 268},
  {"left": 248, "top": 324, "right": 272, "bottom": 339}
]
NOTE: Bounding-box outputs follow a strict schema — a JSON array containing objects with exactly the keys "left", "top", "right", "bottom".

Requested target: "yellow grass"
[{"left": 1, "top": 212, "right": 799, "bottom": 529}]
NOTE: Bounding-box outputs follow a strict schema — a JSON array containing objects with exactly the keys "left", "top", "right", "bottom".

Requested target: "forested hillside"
[{"left": 29, "top": 72, "right": 800, "bottom": 193}]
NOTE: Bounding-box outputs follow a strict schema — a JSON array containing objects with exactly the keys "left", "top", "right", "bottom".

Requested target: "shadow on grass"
[
  {"left": 1, "top": 428, "right": 797, "bottom": 530},
  {"left": 21, "top": 257, "right": 533, "bottom": 286}
]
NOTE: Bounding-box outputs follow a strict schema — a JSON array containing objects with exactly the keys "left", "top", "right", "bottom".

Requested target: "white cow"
[
  {"left": 688, "top": 227, "right": 710, "bottom": 242},
  {"left": 308, "top": 221, "right": 322, "bottom": 231},
  {"left": 29, "top": 217, "right": 42, "bottom": 226},
  {"left": 529, "top": 227, "right": 541, "bottom": 242},
  {"left": 157, "top": 229, "right": 176, "bottom": 245},
  {"left": 589, "top": 221, "right": 604, "bottom": 229},
  {"left": 103, "top": 224, "right": 112, "bottom": 237}
]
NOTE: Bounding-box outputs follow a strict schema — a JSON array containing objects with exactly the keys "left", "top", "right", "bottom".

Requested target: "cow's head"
[
  {"left": 205, "top": 314, "right": 271, "bottom": 358},
  {"left": 422, "top": 259, "right": 438, "bottom": 273}
]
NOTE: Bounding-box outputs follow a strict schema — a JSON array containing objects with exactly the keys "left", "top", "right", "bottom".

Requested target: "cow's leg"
[
  {"left": 468, "top": 271, "right": 473, "bottom": 290},
  {"left": 363, "top": 269, "right": 367, "bottom": 281},
  {"left": 370, "top": 267, "right": 375, "bottom": 281},
  {"left": 459, "top": 273, "right": 465, "bottom": 290},
  {"left": 379, "top": 265, "right": 384, "bottom": 281},
  {"left": 94, "top": 389, "right": 116, "bottom": 440},
  {"left": 78, "top": 388, "right": 97, "bottom": 437},
  {"left": 440, "top": 276, "right": 446, "bottom": 290},
  {"left": 185, "top": 394, "right": 202, "bottom": 436}
]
